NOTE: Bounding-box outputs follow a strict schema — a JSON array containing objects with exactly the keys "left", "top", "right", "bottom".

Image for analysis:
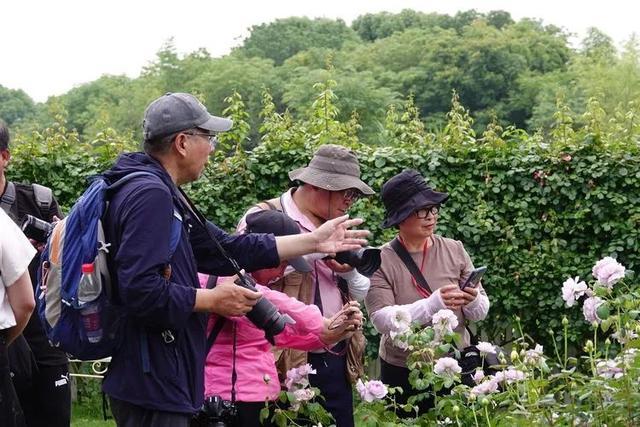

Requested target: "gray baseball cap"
[{"left": 142, "top": 92, "right": 233, "bottom": 141}]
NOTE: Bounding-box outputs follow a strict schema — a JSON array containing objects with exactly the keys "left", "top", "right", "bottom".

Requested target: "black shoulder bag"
[{"left": 389, "top": 237, "right": 497, "bottom": 386}]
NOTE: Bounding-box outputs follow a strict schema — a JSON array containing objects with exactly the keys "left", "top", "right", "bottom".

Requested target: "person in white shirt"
[{"left": 0, "top": 208, "right": 37, "bottom": 426}]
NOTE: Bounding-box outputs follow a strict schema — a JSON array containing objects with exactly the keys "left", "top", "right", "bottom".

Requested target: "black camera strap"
[
  {"left": 176, "top": 188, "right": 245, "bottom": 275},
  {"left": 230, "top": 323, "right": 238, "bottom": 405},
  {"left": 390, "top": 237, "right": 434, "bottom": 294}
]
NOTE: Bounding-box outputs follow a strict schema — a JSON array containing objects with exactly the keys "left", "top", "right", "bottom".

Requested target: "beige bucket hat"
[{"left": 288, "top": 144, "right": 375, "bottom": 195}]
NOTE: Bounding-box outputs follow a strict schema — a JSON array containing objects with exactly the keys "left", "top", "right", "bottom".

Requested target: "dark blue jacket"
[{"left": 101, "top": 152, "right": 279, "bottom": 414}]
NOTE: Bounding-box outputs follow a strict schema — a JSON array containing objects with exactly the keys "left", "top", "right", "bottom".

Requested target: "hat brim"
[
  {"left": 289, "top": 167, "right": 375, "bottom": 196},
  {"left": 288, "top": 256, "right": 312, "bottom": 273},
  {"left": 381, "top": 190, "right": 449, "bottom": 228},
  {"left": 198, "top": 115, "right": 233, "bottom": 132}
]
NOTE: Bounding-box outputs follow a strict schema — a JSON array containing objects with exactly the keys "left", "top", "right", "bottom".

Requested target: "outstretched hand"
[{"left": 313, "top": 215, "right": 369, "bottom": 255}]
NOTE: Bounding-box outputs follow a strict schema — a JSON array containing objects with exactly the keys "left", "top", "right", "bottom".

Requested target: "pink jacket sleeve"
[{"left": 258, "top": 285, "right": 326, "bottom": 350}]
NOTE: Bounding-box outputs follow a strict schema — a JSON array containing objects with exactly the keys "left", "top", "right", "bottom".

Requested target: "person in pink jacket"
[{"left": 198, "top": 210, "right": 363, "bottom": 427}]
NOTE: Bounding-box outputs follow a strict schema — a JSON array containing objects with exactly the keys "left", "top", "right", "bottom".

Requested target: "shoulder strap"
[
  {"left": 31, "top": 183, "right": 53, "bottom": 220},
  {"left": 204, "top": 275, "right": 226, "bottom": 353},
  {"left": 256, "top": 197, "right": 282, "bottom": 212},
  {"left": 206, "top": 317, "right": 226, "bottom": 354},
  {"left": 390, "top": 237, "right": 433, "bottom": 294},
  {"left": 106, "top": 172, "right": 182, "bottom": 258},
  {"left": 0, "top": 181, "right": 16, "bottom": 215},
  {"left": 206, "top": 275, "right": 218, "bottom": 289}
]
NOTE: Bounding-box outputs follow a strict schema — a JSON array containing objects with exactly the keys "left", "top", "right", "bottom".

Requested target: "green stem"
[
  {"left": 563, "top": 321, "right": 568, "bottom": 369},
  {"left": 484, "top": 405, "right": 492, "bottom": 427},
  {"left": 472, "top": 404, "right": 480, "bottom": 427},
  {"left": 591, "top": 326, "right": 598, "bottom": 376},
  {"left": 549, "top": 330, "right": 563, "bottom": 366}
]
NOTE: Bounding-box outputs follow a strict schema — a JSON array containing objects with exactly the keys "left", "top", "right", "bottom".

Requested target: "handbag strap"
[{"left": 390, "top": 237, "right": 433, "bottom": 294}]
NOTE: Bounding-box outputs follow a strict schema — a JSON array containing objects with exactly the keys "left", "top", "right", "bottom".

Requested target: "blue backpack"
[{"left": 36, "top": 172, "right": 182, "bottom": 360}]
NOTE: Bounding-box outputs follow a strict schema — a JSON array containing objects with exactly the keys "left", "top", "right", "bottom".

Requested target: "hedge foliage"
[{"left": 7, "top": 83, "right": 640, "bottom": 357}]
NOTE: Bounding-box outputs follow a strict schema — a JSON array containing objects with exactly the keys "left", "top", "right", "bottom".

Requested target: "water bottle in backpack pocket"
[
  {"left": 37, "top": 172, "right": 183, "bottom": 361},
  {"left": 78, "top": 263, "right": 103, "bottom": 344}
]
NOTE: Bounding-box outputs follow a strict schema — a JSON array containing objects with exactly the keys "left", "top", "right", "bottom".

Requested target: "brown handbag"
[
  {"left": 345, "top": 328, "right": 366, "bottom": 383},
  {"left": 339, "top": 282, "right": 366, "bottom": 384}
]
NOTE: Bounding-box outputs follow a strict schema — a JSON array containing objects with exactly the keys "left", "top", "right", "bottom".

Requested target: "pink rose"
[
  {"left": 582, "top": 296, "right": 604, "bottom": 324},
  {"left": 356, "top": 379, "right": 388, "bottom": 402},
  {"left": 592, "top": 257, "right": 625, "bottom": 287}
]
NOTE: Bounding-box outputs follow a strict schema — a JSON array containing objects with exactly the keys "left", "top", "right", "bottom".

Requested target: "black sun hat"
[{"left": 381, "top": 169, "right": 449, "bottom": 228}]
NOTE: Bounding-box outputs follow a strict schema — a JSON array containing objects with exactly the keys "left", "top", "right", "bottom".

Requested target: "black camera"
[
  {"left": 21, "top": 214, "right": 53, "bottom": 243},
  {"left": 234, "top": 273, "right": 295, "bottom": 345},
  {"left": 193, "top": 395, "right": 238, "bottom": 427},
  {"left": 333, "top": 247, "right": 381, "bottom": 277}
]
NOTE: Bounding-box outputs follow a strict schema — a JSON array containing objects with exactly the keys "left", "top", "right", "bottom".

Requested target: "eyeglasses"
[
  {"left": 415, "top": 205, "right": 440, "bottom": 218},
  {"left": 343, "top": 189, "right": 362, "bottom": 202},
  {"left": 183, "top": 131, "right": 218, "bottom": 149}
]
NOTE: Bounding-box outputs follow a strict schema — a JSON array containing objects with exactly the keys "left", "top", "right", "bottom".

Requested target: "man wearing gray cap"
[
  {"left": 244, "top": 144, "right": 374, "bottom": 427},
  {"left": 99, "top": 94, "right": 369, "bottom": 426}
]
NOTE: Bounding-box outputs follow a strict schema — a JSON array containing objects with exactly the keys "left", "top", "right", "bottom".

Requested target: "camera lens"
[
  {"left": 333, "top": 247, "right": 381, "bottom": 277},
  {"left": 21, "top": 214, "right": 53, "bottom": 243},
  {"left": 234, "top": 274, "right": 295, "bottom": 344}
]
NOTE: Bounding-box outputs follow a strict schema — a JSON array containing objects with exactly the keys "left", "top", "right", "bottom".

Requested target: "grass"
[
  {"left": 70, "top": 375, "right": 114, "bottom": 427},
  {"left": 71, "top": 402, "right": 115, "bottom": 427}
]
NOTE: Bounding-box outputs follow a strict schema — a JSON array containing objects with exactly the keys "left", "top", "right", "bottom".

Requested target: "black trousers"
[
  {"left": 13, "top": 363, "right": 71, "bottom": 427},
  {"left": 380, "top": 358, "right": 434, "bottom": 417},
  {"left": 235, "top": 401, "right": 274, "bottom": 427},
  {"left": 192, "top": 400, "right": 275, "bottom": 427},
  {"left": 1, "top": 331, "right": 26, "bottom": 427},
  {"left": 308, "top": 348, "right": 354, "bottom": 427},
  {"left": 109, "top": 396, "right": 191, "bottom": 427}
]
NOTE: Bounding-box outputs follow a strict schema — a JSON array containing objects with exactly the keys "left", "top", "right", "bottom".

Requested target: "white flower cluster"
[
  {"left": 432, "top": 309, "right": 459, "bottom": 340},
  {"left": 469, "top": 367, "right": 527, "bottom": 397},
  {"left": 388, "top": 307, "right": 412, "bottom": 349}
]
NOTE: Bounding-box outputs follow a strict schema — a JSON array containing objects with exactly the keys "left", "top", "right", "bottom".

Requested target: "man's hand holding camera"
[{"left": 196, "top": 275, "right": 262, "bottom": 317}]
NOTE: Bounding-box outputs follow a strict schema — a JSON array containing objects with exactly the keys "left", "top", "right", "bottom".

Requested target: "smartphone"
[{"left": 460, "top": 266, "right": 487, "bottom": 290}]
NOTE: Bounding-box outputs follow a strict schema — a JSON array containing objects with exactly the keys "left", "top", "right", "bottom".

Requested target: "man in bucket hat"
[
  {"left": 238, "top": 144, "right": 374, "bottom": 427},
  {"left": 365, "top": 169, "right": 489, "bottom": 416}
]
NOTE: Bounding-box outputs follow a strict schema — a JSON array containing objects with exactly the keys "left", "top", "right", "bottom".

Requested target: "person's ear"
[
  {"left": 0, "top": 149, "right": 10, "bottom": 167},
  {"left": 173, "top": 133, "right": 189, "bottom": 158}
]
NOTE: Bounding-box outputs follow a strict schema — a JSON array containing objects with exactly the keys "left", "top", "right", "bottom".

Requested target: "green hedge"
[{"left": 8, "top": 87, "right": 640, "bottom": 355}]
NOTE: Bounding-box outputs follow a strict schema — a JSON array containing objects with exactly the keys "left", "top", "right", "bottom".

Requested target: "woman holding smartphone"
[{"left": 364, "top": 169, "right": 489, "bottom": 415}]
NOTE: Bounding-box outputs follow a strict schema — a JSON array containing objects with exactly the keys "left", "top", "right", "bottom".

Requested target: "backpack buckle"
[{"left": 161, "top": 330, "right": 175, "bottom": 344}]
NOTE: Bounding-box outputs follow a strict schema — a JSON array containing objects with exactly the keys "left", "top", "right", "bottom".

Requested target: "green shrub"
[{"left": 7, "top": 85, "right": 640, "bottom": 355}]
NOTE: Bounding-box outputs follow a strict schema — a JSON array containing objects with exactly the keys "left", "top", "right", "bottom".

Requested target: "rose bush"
[{"left": 352, "top": 256, "right": 640, "bottom": 426}]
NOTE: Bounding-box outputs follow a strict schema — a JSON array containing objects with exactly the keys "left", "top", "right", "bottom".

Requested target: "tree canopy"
[{"left": 2, "top": 9, "right": 638, "bottom": 147}]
